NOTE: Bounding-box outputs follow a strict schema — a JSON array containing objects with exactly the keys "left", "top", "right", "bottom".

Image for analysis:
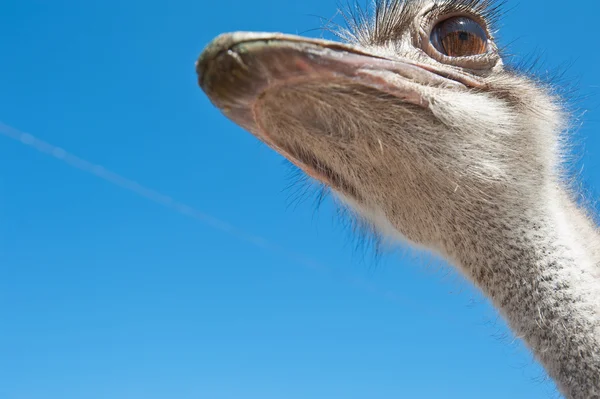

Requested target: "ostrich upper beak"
[{"left": 196, "top": 32, "right": 479, "bottom": 181}]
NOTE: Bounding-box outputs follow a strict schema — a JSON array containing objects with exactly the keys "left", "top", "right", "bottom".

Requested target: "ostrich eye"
[{"left": 431, "top": 17, "right": 488, "bottom": 57}]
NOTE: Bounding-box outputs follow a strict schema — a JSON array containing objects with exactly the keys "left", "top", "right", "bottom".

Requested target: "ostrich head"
[
  {"left": 197, "top": 1, "right": 600, "bottom": 397},
  {"left": 196, "top": 0, "right": 565, "bottom": 257}
]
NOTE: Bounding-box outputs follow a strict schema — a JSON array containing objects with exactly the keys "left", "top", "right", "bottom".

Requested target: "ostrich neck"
[{"left": 444, "top": 187, "right": 600, "bottom": 399}]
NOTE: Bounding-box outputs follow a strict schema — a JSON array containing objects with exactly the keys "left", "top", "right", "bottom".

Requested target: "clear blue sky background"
[{"left": 1, "top": 1, "right": 598, "bottom": 398}]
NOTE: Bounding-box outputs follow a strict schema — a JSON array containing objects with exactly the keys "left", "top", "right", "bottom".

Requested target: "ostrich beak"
[{"left": 196, "top": 32, "right": 477, "bottom": 182}]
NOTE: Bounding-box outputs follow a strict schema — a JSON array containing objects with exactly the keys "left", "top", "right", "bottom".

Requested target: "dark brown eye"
[{"left": 431, "top": 17, "right": 488, "bottom": 57}]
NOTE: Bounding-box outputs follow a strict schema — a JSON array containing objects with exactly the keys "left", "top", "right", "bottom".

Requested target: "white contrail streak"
[{"left": 0, "top": 120, "right": 465, "bottom": 326}]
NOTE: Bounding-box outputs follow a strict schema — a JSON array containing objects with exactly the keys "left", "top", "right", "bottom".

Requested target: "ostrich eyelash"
[
  {"left": 435, "top": 0, "right": 506, "bottom": 27},
  {"left": 336, "top": 0, "right": 506, "bottom": 46}
]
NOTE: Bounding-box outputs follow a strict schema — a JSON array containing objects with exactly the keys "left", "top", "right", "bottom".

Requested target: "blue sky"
[{"left": 1, "top": 1, "right": 599, "bottom": 398}]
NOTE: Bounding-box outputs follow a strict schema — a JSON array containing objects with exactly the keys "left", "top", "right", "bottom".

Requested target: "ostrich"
[{"left": 196, "top": 0, "right": 600, "bottom": 397}]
